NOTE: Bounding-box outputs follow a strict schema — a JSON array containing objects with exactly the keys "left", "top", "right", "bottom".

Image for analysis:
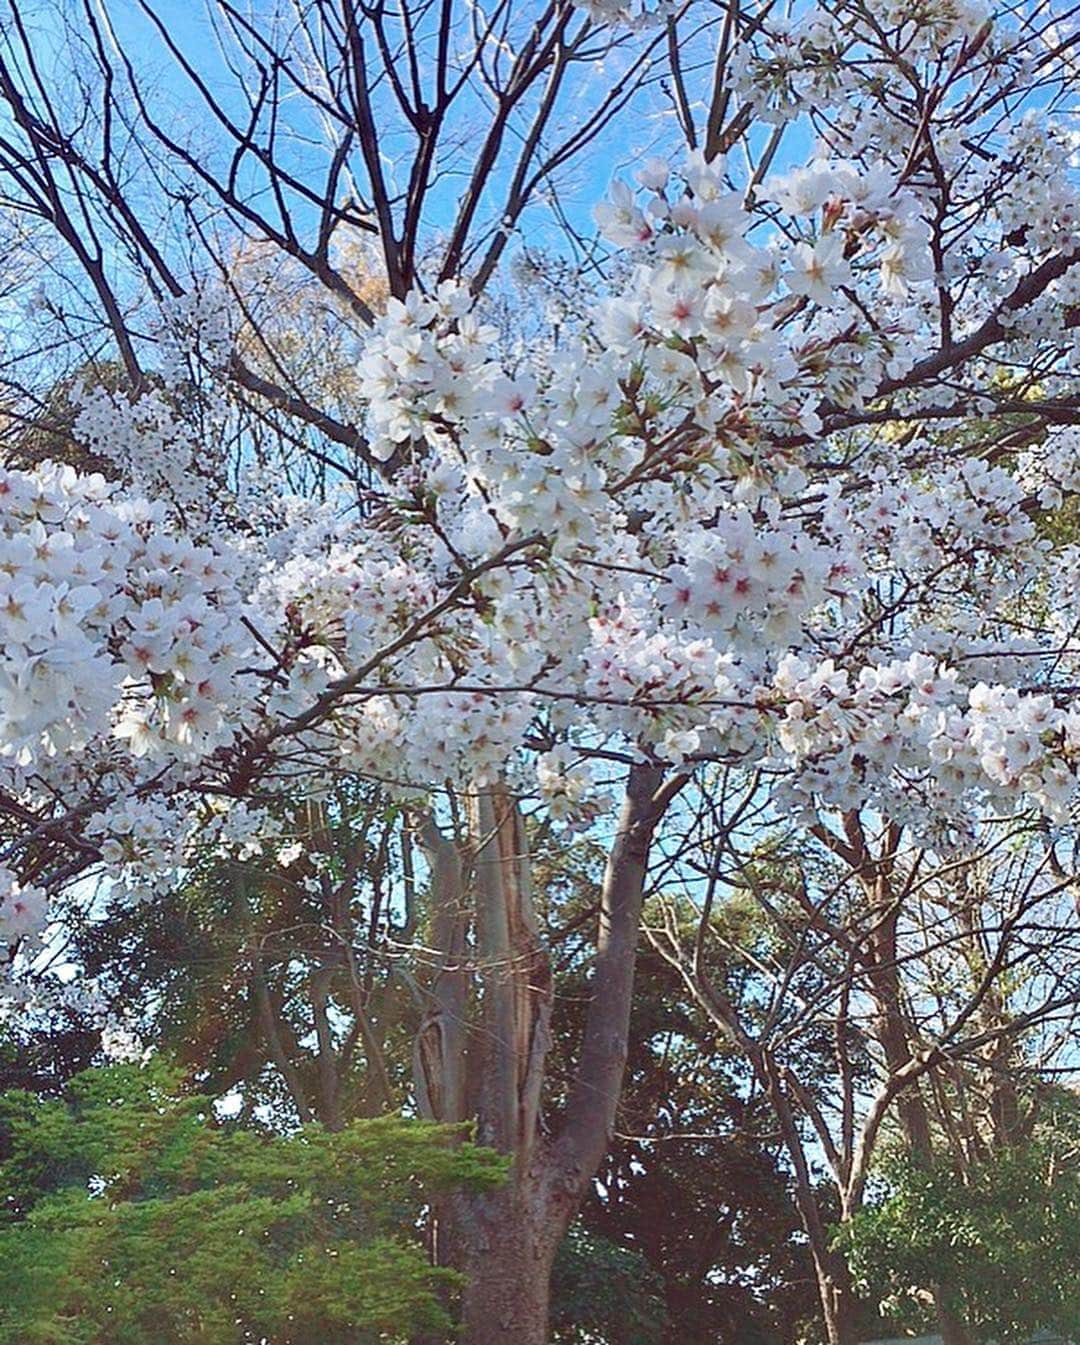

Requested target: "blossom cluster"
[
  {"left": 0, "top": 868, "right": 47, "bottom": 951},
  {"left": 74, "top": 384, "right": 228, "bottom": 521},
  {"left": 2, "top": 77, "right": 1079, "bottom": 1003},
  {"left": 769, "top": 654, "right": 1080, "bottom": 824},
  {"left": 0, "top": 460, "right": 253, "bottom": 776}
]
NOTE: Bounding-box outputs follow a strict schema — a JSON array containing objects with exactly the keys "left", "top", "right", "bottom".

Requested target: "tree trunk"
[
  {"left": 455, "top": 1185, "right": 557, "bottom": 1345},
  {"left": 414, "top": 769, "right": 679, "bottom": 1345},
  {"left": 863, "top": 853, "right": 976, "bottom": 1345},
  {"left": 820, "top": 1278, "right": 860, "bottom": 1345},
  {"left": 761, "top": 1054, "right": 861, "bottom": 1345}
]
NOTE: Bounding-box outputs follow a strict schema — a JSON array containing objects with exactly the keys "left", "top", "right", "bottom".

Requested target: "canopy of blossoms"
[{"left": 2, "top": 0, "right": 1079, "bottom": 994}]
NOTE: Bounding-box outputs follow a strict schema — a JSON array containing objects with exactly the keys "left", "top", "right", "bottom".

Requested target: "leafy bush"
[
  {"left": 836, "top": 1140, "right": 1080, "bottom": 1343},
  {"left": 0, "top": 1063, "right": 506, "bottom": 1344}
]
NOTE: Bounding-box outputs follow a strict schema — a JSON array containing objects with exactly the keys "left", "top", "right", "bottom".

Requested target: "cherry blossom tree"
[{"left": 0, "top": 0, "right": 1079, "bottom": 1340}]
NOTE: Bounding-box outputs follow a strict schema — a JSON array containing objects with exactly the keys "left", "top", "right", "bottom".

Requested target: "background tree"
[
  {"left": 569, "top": 943, "right": 823, "bottom": 1344},
  {"left": 647, "top": 784, "right": 1080, "bottom": 1344},
  {"left": 0, "top": 1060, "right": 506, "bottom": 1345},
  {"left": 839, "top": 1087, "right": 1080, "bottom": 1342}
]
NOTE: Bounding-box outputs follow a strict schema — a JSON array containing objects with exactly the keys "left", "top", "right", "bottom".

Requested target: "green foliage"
[
  {"left": 550, "top": 932, "right": 819, "bottom": 1345},
  {"left": 836, "top": 1129, "right": 1080, "bottom": 1343},
  {"left": 0, "top": 1062, "right": 506, "bottom": 1344},
  {"left": 68, "top": 785, "right": 419, "bottom": 1127},
  {"left": 551, "top": 1224, "right": 668, "bottom": 1344}
]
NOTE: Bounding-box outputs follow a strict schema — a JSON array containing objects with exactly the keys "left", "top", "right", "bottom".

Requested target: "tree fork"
[{"left": 415, "top": 767, "right": 680, "bottom": 1342}]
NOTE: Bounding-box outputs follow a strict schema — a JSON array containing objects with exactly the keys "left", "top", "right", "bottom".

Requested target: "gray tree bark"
[{"left": 414, "top": 767, "right": 680, "bottom": 1344}]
